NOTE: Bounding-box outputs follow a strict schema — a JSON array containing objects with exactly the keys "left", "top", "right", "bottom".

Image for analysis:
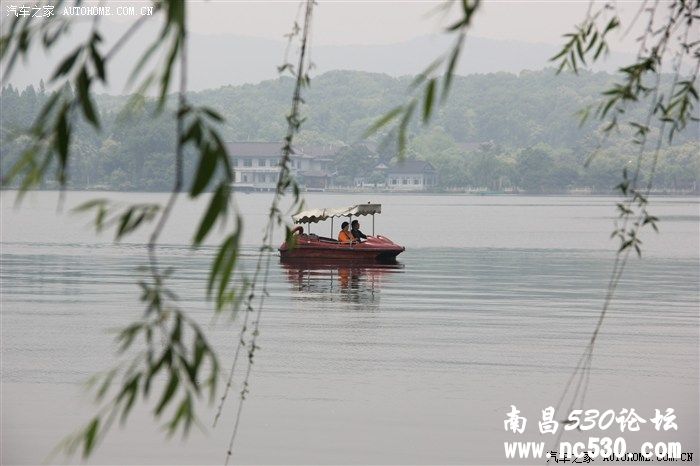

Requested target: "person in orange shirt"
[{"left": 338, "top": 221, "right": 354, "bottom": 243}]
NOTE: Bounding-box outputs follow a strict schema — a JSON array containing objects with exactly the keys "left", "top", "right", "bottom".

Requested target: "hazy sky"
[
  {"left": 180, "top": 1, "right": 647, "bottom": 52},
  {"left": 93, "top": 0, "right": 651, "bottom": 53},
  {"left": 0, "top": 0, "right": 661, "bottom": 90}
]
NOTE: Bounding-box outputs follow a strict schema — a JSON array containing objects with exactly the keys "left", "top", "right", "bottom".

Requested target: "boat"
[{"left": 278, "top": 204, "right": 405, "bottom": 263}]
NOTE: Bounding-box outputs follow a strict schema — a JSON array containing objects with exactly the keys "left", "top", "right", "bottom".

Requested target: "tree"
[
  {"left": 367, "top": 171, "right": 387, "bottom": 187},
  {"left": 332, "top": 144, "right": 377, "bottom": 182},
  {"left": 469, "top": 143, "right": 506, "bottom": 190},
  {"left": 1, "top": 0, "right": 313, "bottom": 459},
  {"left": 516, "top": 145, "right": 554, "bottom": 193}
]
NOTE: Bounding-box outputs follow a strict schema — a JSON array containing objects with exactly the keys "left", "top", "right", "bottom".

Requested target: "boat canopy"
[{"left": 293, "top": 204, "right": 382, "bottom": 224}]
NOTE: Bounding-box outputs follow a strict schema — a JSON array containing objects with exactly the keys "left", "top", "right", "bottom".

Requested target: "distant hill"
[
  {"left": 6, "top": 19, "right": 636, "bottom": 93},
  {"left": 2, "top": 69, "right": 697, "bottom": 193},
  {"left": 313, "top": 35, "right": 635, "bottom": 78}
]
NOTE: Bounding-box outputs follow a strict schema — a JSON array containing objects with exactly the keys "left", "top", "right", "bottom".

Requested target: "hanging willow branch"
[
  {"left": 2, "top": 0, "right": 242, "bottom": 459},
  {"left": 219, "top": 2, "right": 314, "bottom": 463},
  {"left": 549, "top": 0, "right": 699, "bottom": 449},
  {"left": 364, "top": 0, "right": 481, "bottom": 157}
]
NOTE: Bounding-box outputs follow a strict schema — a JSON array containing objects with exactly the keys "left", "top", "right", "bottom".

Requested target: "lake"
[{"left": 1, "top": 191, "right": 699, "bottom": 465}]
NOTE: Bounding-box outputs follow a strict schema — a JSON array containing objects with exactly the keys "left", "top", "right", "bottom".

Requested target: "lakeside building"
[
  {"left": 229, "top": 142, "right": 440, "bottom": 192},
  {"left": 353, "top": 160, "right": 439, "bottom": 191},
  {"left": 383, "top": 160, "right": 438, "bottom": 191},
  {"left": 228, "top": 142, "right": 334, "bottom": 191}
]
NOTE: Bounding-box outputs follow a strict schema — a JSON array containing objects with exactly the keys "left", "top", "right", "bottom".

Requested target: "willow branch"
[
  {"left": 147, "top": 33, "right": 187, "bottom": 277},
  {"left": 222, "top": 2, "right": 314, "bottom": 464}
]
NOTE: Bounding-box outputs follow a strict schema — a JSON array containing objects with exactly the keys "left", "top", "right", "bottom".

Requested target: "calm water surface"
[{"left": 1, "top": 191, "right": 699, "bottom": 465}]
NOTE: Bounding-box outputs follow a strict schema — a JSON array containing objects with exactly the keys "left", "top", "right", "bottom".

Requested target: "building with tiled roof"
[
  {"left": 228, "top": 142, "right": 336, "bottom": 191},
  {"left": 385, "top": 160, "right": 437, "bottom": 191}
]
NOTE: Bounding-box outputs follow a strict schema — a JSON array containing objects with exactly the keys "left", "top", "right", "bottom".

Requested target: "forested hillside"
[{"left": 1, "top": 69, "right": 698, "bottom": 192}]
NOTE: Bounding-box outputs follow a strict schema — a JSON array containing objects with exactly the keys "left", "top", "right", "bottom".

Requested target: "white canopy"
[{"left": 293, "top": 204, "right": 382, "bottom": 224}]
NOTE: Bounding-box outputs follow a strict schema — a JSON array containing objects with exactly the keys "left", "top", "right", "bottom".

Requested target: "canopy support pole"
[
  {"left": 330, "top": 218, "right": 333, "bottom": 238},
  {"left": 372, "top": 214, "right": 375, "bottom": 236}
]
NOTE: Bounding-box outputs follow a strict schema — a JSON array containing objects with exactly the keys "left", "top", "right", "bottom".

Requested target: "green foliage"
[
  {"left": 217, "top": 5, "right": 314, "bottom": 464},
  {"left": 553, "top": 0, "right": 699, "bottom": 255},
  {"left": 516, "top": 145, "right": 554, "bottom": 193},
  {"left": 366, "top": 0, "right": 481, "bottom": 156},
  {"left": 1, "top": 0, "right": 248, "bottom": 459},
  {"left": 550, "top": 6, "right": 619, "bottom": 74},
  {"left": 72, "top": 199, "right": 161, "bottom": 240},
  {"left": 332, "top": 144, "right": 378, "bottom": 182},
  {"left": 406, "top": 125, "right": 697, "bottom": 192},
  {"left": 549, "top": 0, "right": 700, "bottom": 422},
  {"left": 57, "top": 274, "right": 219, "bottom": 458},
  {"left": 208, "top": 228, "right": 243, "bottom": 311},
  {"left": 3, "top": 70, "right": 697, "bottom": 193}
]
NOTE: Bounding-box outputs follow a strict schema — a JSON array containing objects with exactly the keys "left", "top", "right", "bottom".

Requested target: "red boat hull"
[{"left": 279, "top": 234, "right": 405, "bottom": 262}]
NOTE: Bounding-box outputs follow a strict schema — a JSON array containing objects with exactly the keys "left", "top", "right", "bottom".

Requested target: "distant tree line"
[{"left": 1, "top": 69, "right": 697, "bottom": 193}]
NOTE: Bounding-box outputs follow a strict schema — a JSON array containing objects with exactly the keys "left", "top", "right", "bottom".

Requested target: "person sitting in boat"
[
  {"left": 350, "top": 220, "right": 368, "bottom": 242},
  {"left": 338, "top": 221, "right": 354, "bottom": 243}
]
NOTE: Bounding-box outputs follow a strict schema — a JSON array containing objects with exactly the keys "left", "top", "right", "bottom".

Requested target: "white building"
[
  {"left": 228, "top": 142, "right": 334, "bottom": 191},
  {"left": 384, "top": 160, "right": 438, "bottom": 191}
]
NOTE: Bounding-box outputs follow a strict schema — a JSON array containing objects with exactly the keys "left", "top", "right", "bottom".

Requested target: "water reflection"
[{"left": 280, "top": 260, "right": 404, "bottom": 304}]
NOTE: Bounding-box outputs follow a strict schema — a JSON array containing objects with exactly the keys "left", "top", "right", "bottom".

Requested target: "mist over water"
[{"left": 1, "top": 192, "right": 698, "bottom": 464}]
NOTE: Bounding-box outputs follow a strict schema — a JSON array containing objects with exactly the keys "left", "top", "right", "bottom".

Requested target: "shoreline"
[{"left": 2, "top": 188, "right": 699, "bottom": 197}]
